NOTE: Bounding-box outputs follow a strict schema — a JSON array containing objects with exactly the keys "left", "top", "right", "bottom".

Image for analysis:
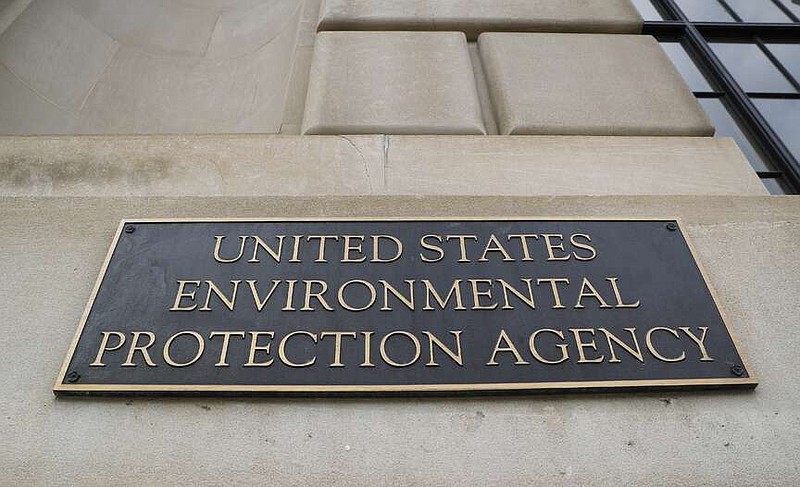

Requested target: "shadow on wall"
[{"left": 0, "top": 0, "right": 303, "bottom": 134}]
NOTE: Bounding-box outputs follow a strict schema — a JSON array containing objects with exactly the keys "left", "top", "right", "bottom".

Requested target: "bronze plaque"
[{"left": 55, "top": 218, "right": 755, "bottom": 395}]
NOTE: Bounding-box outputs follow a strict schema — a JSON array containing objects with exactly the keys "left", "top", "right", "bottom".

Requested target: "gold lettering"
[
  {"left": 380, "top": 331, "right": 421, "bottom": 367},
  {"left": 278, "top": 331, "right": 318, "bottom": 367},
  {"left": 607, "top": 277, "right": 641, "bottom": 308},
  {"left": 478, "top": 234, "right": 514, "bottom": 262},
  {"left": 445, "top": 235, "right": 478, "bottom": 262},
  {"left": 209, "top": 331, "right": 246, "bottom": 366},
  {"left": 541, "top": 234, "right": 570, "bottom": 261},
  {"left": 536, "top": 278, "right": 569, "bottom": 309},
  {"left": 529, "top": 329, "right": 569, "bottom": 364},
  {"left": 422, "top": 279, "right": 466, "bottom": 310},
  {"left": 247, "top": 280, "right": 281, "bottom": 311},
  {"left": 301, "top": 280, "right": 334, "bottom": 311},
  {"left": 372, "top": 235, "right": 403, "bottom": 263},
  {"left": 337, "top": 279, "right": 377, "bottom": 312},
  {"left": 90, "top": 331, "right": 125, "bottom": 366},
  {"left": 575, "top": 277, "right": 612, "bottom": 309},
  {"left": 419, "top": 234, "right": 444, "bottom": 263},
  {"left": 170, "top": 280, "right": 201, "bottom": 311},
  {"left": 423, "top": 331, "right": 463, "bottom": 366},
  {"left": 645, "top": 327, "right": 686, "bottom": 362},
  {"left": 498, "top": 278, "right": 536, "bottom": 310},
  {"left": 244, "top": 331, "right": 275, "bottom": 367},
  {"left": 599, "top": 328, "right": 644, "bottom": 363},
  {"left": 469, "top": 279, "right": 498, "bottom": 310},
  {"left": 213, "top": 235, "right": 246, "bottom": 263},
  {"left": 361, "top": 331, "right": 375, "bottom": 367},
  {"left": 163, "top": 331, "right": 204, "bottom": 367},
  {"left": 282, "top": 279, "right": 297, "bottom": 311},
  {"left": 507, "top": 234, "right": 539, "bottom": 261},
  {"left": 569, "top": 328, "right": 604, "bottom": 363},
  {"left": 320, "top": 331, "right": 357, "bottom": 367},
  {"left": 248, "top": 235, "right": 284, "bottom": 263},
  {"left": 679, "top": 327, "right": 714, "bottom": 361},
  {"left": 342, "top": 235, "right": 366, "bottom": 263},
  {"left": 289, "top": 235, "right": 302, "bottom": 262},
  {"left": 199, "top": 280, "right": 241, "bottom": 311},
  {"left": 306, "top": 235, "right": 339, "bottom": 262},
  {"left": 487, "top": 329, "right": 530, "bottom": 365},
  {"left": 121, "top": 331, "right": 157, "bottom": 367},
  {"left": 380, "top": 279, "right": 415, "bottom": 311},
  {"left": 570, "top": 233, "right": 597, "bottom": 261}
]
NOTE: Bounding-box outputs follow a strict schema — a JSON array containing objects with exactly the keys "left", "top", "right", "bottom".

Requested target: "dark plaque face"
[{"left": 55, "top": 218, "right": 755, "bottom": 395}]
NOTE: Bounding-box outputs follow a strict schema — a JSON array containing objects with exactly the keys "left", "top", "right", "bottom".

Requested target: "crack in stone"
[
  {"left": 337, "top": 135, "right": 373, "bottom": 194},
  {"left": 383, "top": 134, "right": 390, "bottom": 190}
]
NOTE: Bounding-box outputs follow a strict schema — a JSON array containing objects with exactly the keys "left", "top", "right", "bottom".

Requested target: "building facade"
[{"left": 0, "top": 0, "right": 798, "bottom": 484}]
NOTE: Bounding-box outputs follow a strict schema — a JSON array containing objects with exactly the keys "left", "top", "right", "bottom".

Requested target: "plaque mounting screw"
[
  {"left": 665, "top": 222, "right": 678, "bottom": 231},
  {"left": 124, "top": 225, "right": 135, "bottom": 234},
  {"left": 730, "top": 365, "right": 744, "bottom": 377},
  {"left": 66, "top": 371, "right": 80, "bottom": 383}
]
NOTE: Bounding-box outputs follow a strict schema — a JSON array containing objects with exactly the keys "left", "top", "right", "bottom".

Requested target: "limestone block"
[
  {"left": 74, "top": 10, "right": 299, "bottom": 134},
  {"left": 0, "top": 64, "right": 76, "bottom": 134},
  {"left": 301, "top": 31, "right": 486, "bottom": 135},
  {"left": 298, "top": 0, "right": 323, "bottom": 47},
  {"left": 0, "top": 0, "right": 303, "bottom": 135},
  {"left": 66, "top": 0, "right": 219, "bottom": 57},
  {"left": 0, "top": 0, "right": 30, "bottom": 35},
  {"left": 0, "top": 134, "right": 766, "bottom": 196},
  {"left": 0, "top": 0, "right": 118, "bottom": 110},
  {"left": 0, "top": 135, "right": 384, "bottom": 196},
  {"left": 281, "top": 45, "right": 315, "bottom": 127},
  {"left": 384, "top": 136, "right": 767, "bottom": 195},
  {"left": 318, "top": 0, "right": 643, "bottom": 39},
  {"left": 0, "top": 195, "right": 799, "bottom": 484},
  {"left": 173, "top": 0, "right": 266, "bottom": 11},
  {"left": 478, "top": 33, "right": 714, "bottom": 136},
  {"left": 204, "top": 0, "right": 301, "bottom": 59}
]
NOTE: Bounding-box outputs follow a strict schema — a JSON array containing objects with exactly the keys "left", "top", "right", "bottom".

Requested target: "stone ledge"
[
  {"left": 0, "top": 134, "right": 767, "bottom": 196},
  {"left": 385, "top": 135, "right": 766, "bottom": 195},
  {"left": 317, "top": 0, "right": 643, "bottom": 40},
  {"left": 0, "top": 134, "right": 384, "bottom": 196}
]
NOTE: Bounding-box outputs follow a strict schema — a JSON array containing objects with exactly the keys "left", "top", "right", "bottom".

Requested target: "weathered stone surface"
[
  {"left": 281, "top": 44, "right": 315, "bottom": 132},
  {"left": 66, "top": 0, "right": 219, "bottom": 57},
  {"left": 73, "top": 20, "right": 297, "bottom": 134},
  {"left": 301, "top": 31, "right": 486, "bottom": 135},
  {"left": 0, "top": 0, "right": 306, "bottom": 135},
  {"left": 479, "top": 33, "right": 714, "bottom": 136},
  {"left": 318, "top": 0, "right": 643, "bottom": 39},
  {"left": 0, "top": 195, "right": 798, "bottom": 484},
  {"left": 204, "top": 0, "right": 301, "bottom": 59},
  {"left": 0, "top": 134, "right": 766, "bottom": 196},
  {"left": 0, "top": 135, "right": 384, "bottom": 196},
  {"left": 279, "top": 0, "right": 321, "bottom": 133},
  {"left": 0, "top": 0, "right": 33, "bottom": 35},
  {"left": 384, "top": 136, "right": 767, "bottom": 195},
  {"left": 0, "top": 0, "right": 118, "bottom": 110},
  {"left": 0, "top": 65, "right": 76, "bottom": 135}
]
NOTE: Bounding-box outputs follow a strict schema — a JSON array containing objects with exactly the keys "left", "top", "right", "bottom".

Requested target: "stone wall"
[
  {"left": 1, "top": 196, "right": 798, "bottom": 484},
  {"left": 0, "top": 0, "right": 308, "bottom": 134},
  {"left": 0, "top": 0, "right": 796, "bottom": 485}
]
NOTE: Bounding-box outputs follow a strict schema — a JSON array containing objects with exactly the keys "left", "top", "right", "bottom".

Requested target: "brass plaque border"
[{"left": 54, "top": 216, "right": 757, "bottom": 395}]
